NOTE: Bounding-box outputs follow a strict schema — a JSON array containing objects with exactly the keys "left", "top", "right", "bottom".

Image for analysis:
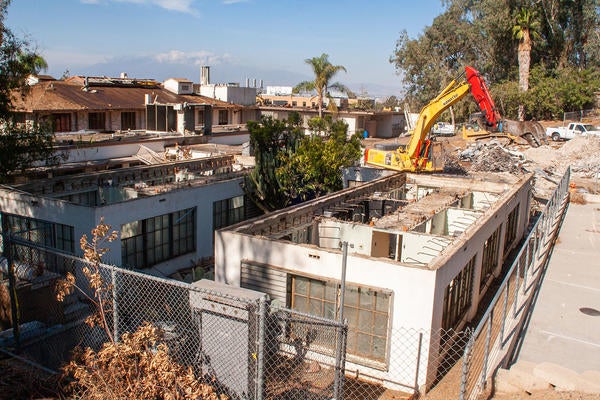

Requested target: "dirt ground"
[{"left": 490, "top": 389, "right": 600, "bottom": 399}]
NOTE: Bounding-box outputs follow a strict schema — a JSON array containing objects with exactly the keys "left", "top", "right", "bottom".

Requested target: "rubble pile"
[
  {"left": 459, "top": 142, "right": 526, "bottom": 175},
  {"left": 524, "top": 136, "right": 600, "bottom": 178}
]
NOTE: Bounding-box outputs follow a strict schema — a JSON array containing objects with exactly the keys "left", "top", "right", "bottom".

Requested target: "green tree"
[
  {"left": 244, "top": 114, "right": 304, "bottom": 212},
  {"left": 278, "top": 117, "right": 361, "bottom": 202},
  {"left": 293, "top": 53, "right": 351, "bottom": 118},
  {"left": 513, "top": 7, "right": 541, "bottom": 120},
  {"left": 244, "top": 114, "right": 361, "bottom": 211},
  {"left": 1, "top": 0, "right": 57, "bottom": 183}
]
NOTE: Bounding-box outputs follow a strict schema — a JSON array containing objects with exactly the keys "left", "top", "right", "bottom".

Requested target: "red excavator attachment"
[{"left": 465, "top": 66, "right": 500, "bottom": 129}]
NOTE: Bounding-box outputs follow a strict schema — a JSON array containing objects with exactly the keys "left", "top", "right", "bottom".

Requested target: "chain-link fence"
[
  {"left": 563, "top": 109, "right": 598, "bottom": 122},
  {"left": 0, "top": 168, "right": 571, "bottom": 400},
  {"left": 0, "top": 239, "right": 349, "bottom": 400},
  {"left": 457, "top": 166, "right": 571, "bottom": 400}
]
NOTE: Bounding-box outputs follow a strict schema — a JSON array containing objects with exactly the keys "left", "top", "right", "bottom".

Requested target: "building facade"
[{"left": 214, "top": 172, "right": 533, "bottom": 389}]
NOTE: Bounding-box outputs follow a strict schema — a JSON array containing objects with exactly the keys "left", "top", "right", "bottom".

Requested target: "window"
[
  {"left": 51, "top": 113, "right": 71, "bottom": 132},
  {"left": 302, "top": 102, "right": 306, "bottom": 107},
  {"left": 197, "top": 110, "right": 205, "bottom": 125},
  {"left": 213, "top": 196, "right": 245, "bottom": 230},
  {"left": 121, "top": 111, "right": 136, "bottom": 130},
  {"left": 442, "top": 255, "right": 475, "bottom": 331},
  {"left": 1, "top": 213, "right": 74, "bottom": 254},
  {"left": 218, "top": 110, "right": 228, "bottom": 125},
  {"left": 504, "top": 204, "right": 520, "bottom": 251},
  {"left": 121, "top": 208, "right": 196, "bottom": 269},
  {"left": 88, "top": 112, "right": 105, "bottom": 130},
  {"left": 480, "top": 226, "right": 501, "bottom": 290},
  {"left": 291, "top": 101, "right": 297, "bottom": 107},
  {"left": 291, "top": 275, "right": 391, "bottom": 363}
]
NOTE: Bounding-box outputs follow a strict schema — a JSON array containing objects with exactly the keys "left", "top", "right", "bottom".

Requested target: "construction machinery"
[{"left": 364, "top": 66, "right": 545, "bottom": 172}]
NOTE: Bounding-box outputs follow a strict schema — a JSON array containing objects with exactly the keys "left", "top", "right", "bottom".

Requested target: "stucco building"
[{"left": 214, "top": 171, "right": 533, "bottom": 388}]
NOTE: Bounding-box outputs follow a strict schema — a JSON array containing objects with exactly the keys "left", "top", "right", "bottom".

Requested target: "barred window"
[
  {"left": 121, "top": 207, "right": 196, "bottom": 269},
  {"left": 504, "top": 204, "right": 520, "bottom": 251},
  {"left": 291, "top": 275, "right": 391, "bottom": 363},
  {"left": 88, "top": 112, "right": 105, "bottom": 130},
  {"left": 442, "top": 255, "right": 475, "bottom": 331},
  {"left": 213, "top": 196, "right": 245, "bottom": 230},
  {"left": 1, "top": 213, "right": 75, "bottom": 254},
  {"left": 480, "top": 226, "right": 501, "bottom": 290}
]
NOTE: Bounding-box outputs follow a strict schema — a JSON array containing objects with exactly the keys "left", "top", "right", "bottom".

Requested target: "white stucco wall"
[
  {"left": 1, "top": 176, "right": 245, "bottom": 277},
  {"left": 214, "top": 229, "right": 438, "bottom": 387}
]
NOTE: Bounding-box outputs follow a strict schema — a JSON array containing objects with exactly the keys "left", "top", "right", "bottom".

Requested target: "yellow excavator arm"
[{"left": 364, "top": 75, "right": 471, "bottom": 172}]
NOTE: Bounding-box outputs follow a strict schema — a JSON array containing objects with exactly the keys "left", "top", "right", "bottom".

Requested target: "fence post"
[
  {"left": 481, "top": 311, "right": 493, "bottom": 389},
  {"left": 111, "top": 268, "right": 119, "bottom": 342},
  {"left": 414, "top": 332, "right": 423, "bottom": 394},
  {"left": 334, "top": 320, "right": 347, "bottom": 400},
  {"left": 256, "top": 295, "right": 266, "bottom": 400},
  {"left": 459, "top": 333, "right": 475, "bottom": 400},
  {"left": 523, "top": 240, "right": 530, "bottom": 292},
  {"left": 513, "top": 261, "right": 520, "bottom": 318},
  {"left": 500, "top": 284, "right": 508, "bottom": 345}
]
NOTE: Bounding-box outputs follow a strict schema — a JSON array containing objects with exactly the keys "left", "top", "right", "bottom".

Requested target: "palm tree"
[
  {"left": 294, "top": 54, "right": 351, "bottom": 118},
  {"left": 513, "top": 7, "right": 541, "bottom": 120}
]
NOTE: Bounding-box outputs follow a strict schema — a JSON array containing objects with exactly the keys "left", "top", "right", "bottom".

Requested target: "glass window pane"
[
  {"left": 324, "top": 301, "right": 336, "bottom": 320},
  {"left": 374, "top": 313, "right": 388, "bottom": 336},
  {"left": 372, "top": 336, "right": 386, "bottom": 360},
  {"left": 294, "top": 277, "right": 308, "bottom": 295},
  {"left": 358, "top": 309, "right": 372, "bottom": 329},
  {"left": 357, "top": 333, "right": 372, "bottom": 355},
  {"left": 344, "top": 287, "right": 358, "bottom": 307},
  {"left": 344, "top": 306, "right": 358, "bottom": 328},
  {"left": 360, "top": 289, "right": 374, "bottom": 310},
  {"left": 309, "top": 298, "right": 323, "bottom": 316},
  {"left": 294, "top": 295, "right": 308, "bottom": 313},
  {"left": 375, "top": 292, "right": 390, "bottom": 312},
  {"left": 310, "top": 280, "right": 325, "bottom": 298}
]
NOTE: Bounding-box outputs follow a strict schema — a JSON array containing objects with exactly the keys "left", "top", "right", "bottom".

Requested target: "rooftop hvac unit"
[{"left": 189, "top": 279, "right": 266, "bottom": 399}]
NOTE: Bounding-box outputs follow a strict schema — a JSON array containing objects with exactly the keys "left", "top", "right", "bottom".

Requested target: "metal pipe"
[
  {"left": 459, "top": 334, "right": 475, "bottom": 400},
  {"left": 334, "top": 241, "right": 349, "bottom": 400},
  {"left": 481, "top": 311, "right": 493, "bottom": 388},
  {"left": 256, "top": 296, "right": 266, "bottom": 400}
]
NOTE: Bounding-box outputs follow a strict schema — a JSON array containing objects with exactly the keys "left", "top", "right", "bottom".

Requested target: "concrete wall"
[
  {"left": 200, "top": 85, "right": 256, "bottom": 106},
  {"left": 214, "top": 229, "right": 438, "bottom": 386}
]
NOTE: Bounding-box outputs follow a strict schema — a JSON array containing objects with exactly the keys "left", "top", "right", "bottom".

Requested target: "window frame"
[
  {"left": 290, "top": 274, "right": 392, "bottom": 365},
  {"left": 88, "top": 112, "right": 106, "bottom": 130},
  {"left": 121, "top": 207, "right": 196, "bottom": 269}
]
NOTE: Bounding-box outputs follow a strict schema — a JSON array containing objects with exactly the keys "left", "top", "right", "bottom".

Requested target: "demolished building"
[{"left": 214, "top": 171, "right": 533, "bottom": 389}]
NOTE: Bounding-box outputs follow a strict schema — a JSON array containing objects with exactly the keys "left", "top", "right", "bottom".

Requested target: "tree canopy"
[
  {"left": 294, "top": 54, "right": 353, "bottom": 118},
  {"left": 390, "top": 0, "right": 600, "bottom": 120},
  {"left": 1, "top": 0, "right": 57, "bottom": 183},
  {"left": 244, "top": 113, "right": 362, "bottom": 212}
]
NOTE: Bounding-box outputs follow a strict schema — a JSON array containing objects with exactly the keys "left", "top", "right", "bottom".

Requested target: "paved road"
[{"left": 516, "top": 202, "right": 600, "bottom": 372}]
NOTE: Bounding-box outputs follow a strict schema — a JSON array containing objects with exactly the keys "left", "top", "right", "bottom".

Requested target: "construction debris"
[{"left": 458, "top": 141, "right": 527, "bottom": 175}]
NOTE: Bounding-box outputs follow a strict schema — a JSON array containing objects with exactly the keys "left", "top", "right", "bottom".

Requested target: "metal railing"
[{"left": 457, "top": 166, "right": 571, "bottom": 400}]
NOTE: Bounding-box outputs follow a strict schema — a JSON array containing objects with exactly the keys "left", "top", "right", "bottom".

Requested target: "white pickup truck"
[{"left": 546, "top": 122, "right": 600, "bottom": 141}]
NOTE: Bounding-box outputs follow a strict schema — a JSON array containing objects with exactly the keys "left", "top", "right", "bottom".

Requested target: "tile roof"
[{"left": 12, "top": 80, "right": 240, "bottom": 112}]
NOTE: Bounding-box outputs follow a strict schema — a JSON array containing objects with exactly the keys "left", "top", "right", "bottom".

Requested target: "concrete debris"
[{"left": 459, "top": 142, "right": 527, "bottom": 174}]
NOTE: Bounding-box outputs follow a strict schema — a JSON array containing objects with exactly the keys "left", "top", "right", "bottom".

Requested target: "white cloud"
[
  {"left": 222, "top": 0, "right": 248, "bottom": 4},
  {"left": 81, "top": 0, "right": 198, "bottom": 15},
  {"left": 154, "top": 50, "right": 232, "bottom": 66}
]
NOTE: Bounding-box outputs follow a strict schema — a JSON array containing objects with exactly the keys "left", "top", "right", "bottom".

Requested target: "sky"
[{"left": 6, "top": 0, "right": 446, "bottom": 98}]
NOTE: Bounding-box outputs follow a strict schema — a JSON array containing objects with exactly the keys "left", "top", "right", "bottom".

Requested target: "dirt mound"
[{"left": 523, "top": 136, "right": 600, "bottom": 177}]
